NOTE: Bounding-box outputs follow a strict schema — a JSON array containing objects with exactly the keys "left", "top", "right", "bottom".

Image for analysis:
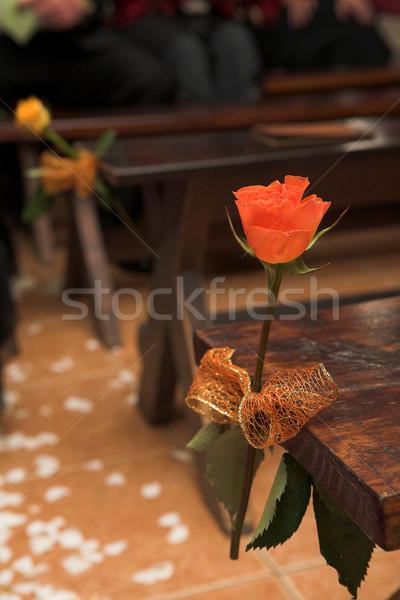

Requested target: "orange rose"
[
  {"left": 234, "top": 175, "right": 330, "bottom": 264},
  {"left": 15, "top": 96, "right": 51, "bottom": 134}
]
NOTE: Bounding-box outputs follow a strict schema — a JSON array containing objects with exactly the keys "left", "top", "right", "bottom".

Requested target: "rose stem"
[{"left": 230, "top": 263, "right": 283, "bottom": 560}]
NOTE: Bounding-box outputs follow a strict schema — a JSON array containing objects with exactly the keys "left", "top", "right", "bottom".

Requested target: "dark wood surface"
[
  {"left": 194, "top": 295, "right": 400, "bottom": 551},
  {"left": 2, "top": 85, "right": 400, "bottom": 144},
  {"left": 100, "top": 116, "right": 400, "bottom": 214}
]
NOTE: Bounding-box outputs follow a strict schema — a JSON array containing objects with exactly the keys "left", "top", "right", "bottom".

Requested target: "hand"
[
  {"left": 334, "top": 0, "right": 375, "bottom": 25},
  {"left": 281, "top": 0, "right": 319, "bottom": 29},
  {"left": 17, "top": 0, "right": 87, "bottom": 31}
]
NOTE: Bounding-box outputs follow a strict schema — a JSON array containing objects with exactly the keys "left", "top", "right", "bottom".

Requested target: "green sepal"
[
  {"left": 25, "top": 167, "right": 42, "bottom": 178},
  {"left": 186, "top": 421, "right": 223, "bottom": 453},
  {"left": 95, "top": 173, "right": 114, "bottom": 209},
  {"left": 225, "top": 207, "right": 256, "bottom": 258},
  {"left": 21, "top": 186, "right": 53, "bottom": 222},
  {"left": 312, "top": 481, "right": 374, "bottom": 599},
  {"left": 206, "top": 426, "right": 264, "bottom": 517},
  {"left": 283, "top": 255, "right": 328, "bottom": 276},
  {"left": 247, "top": 452, "right": 311, "bottom": 551},
  {"left": 306, "top": 206, "right": 349, "bottom": 252},
  {"left": 94, "top": 129, "right": 117, "bottom": 158}
]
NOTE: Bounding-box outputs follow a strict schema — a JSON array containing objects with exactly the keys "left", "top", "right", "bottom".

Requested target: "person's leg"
[
  {"left": 210, "top": 20, "right": 262, "bottom": 101},
  {"left": 166, "top": 30, "right": 215, "bottom": 102},
  {"left": 46, "top": 28, "right": 174, "bottom": 108}
]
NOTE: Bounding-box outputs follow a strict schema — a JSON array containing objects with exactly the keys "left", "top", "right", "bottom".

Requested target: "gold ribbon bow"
[
  {"left": 185, "top": 348, "right": 338, "bottom": 447},
  {"left": 39, "top": 149, "right": 98, "bottom": 198}
]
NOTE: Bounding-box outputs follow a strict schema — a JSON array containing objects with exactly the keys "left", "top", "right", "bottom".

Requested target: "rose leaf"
[
  {"left": 247, "top": 452, "right": 311, "bottom": 551},
  {"left": 186, "top": 421, "right": 223, "bottom": 453},
  {"left": 312, "top": 481, "right": 374, "bottom": 599},
  {"left": 21, "top": 186, "right": 53, "bottom": 222}
]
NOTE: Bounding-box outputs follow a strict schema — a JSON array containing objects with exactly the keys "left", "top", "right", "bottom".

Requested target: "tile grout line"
[{"left": 255, "top": 550, "right": 307, "bottom": 600}]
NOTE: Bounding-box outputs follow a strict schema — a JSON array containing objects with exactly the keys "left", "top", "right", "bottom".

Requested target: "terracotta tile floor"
[{"left": 1, "top": 225, "right": 400, "bottom": 600}]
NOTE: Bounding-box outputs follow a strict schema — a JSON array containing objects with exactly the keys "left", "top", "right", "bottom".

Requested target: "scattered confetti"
[
  {"left": 140, "top": 482, "right": 162, "bottom": 499},
  {"left": 29, "top": 535, "right": 55, "bottom": 556},
  {"left": 48, "top": 357, "right": 75, "bottom": 374},
  {"left": 132, "top": 561, "right": 175, "bottom": 585},
  {"left": 105, "top": 472, "right": 126, "bottom": 487},
  {"left": 171, "top": 449, "right": 192, "bottom": 464},
  {"left": 39, "top": 406, "right": 53, "bottom": 418},
  {"left": 3, "top": 390, "right": 20, "bottom": 407},
  {"left": 167, "top": 524, "right": 190, "bottom": 545},
  {"left": 124, "top": 393, "right": 138, "bottom": 406},
  {"left": 14, "top": 409, "right": 30, "bottom": 420},
  {"left": 157, "top": 512, "right": 181, "bottom": 528},
  {"left": 0, "top": 546, "right": 12, "bottom": 564},
  {"left": 0, "top": 568, "right": 13, "bottom": 585},
  {"left": 44, "top": 486, "right": 70, "bottom": 503},
  {"left": 58, "top": 528, "right": 84, "bottom": 550},
  {"left": 103, "top": 540, "right": 128, "bottom": 557},
  {"left": 12, "top": 554, "right": 49, "bottom": 578},
  {"left": 63, "top": 396, "right": 93, "bottom": 413}
]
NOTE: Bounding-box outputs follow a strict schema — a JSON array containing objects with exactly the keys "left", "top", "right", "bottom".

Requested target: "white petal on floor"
[
  {"left": 12, "top": 554, "right": 49, "bottom": 577},
  {"left": 0, "top": 593, "right": 20, "bottom": 600},
  {"left": 61, "top": 555, "right": 92, "bottom": 576},
  {"left": 83, "top": 459, "right": 104, "bottom": 472},
  {"left": 48, "top": 357, "right": 75, "bottom": 374},
  {"left": 0, "top": 568, "right": 13, "bottom": 585},
  {"left": 0, "top": 432, "right": 57, "bottom": 452},
  {"left": 103, "top": 540, "right": 128, "bottom": 557},
  {"left": 3, "top": 390, "right": 20, "bottom": 407},
  {"left": 157, "top": 512, "right": 181, "bottom": 528},
  {"left": 140, "top": 482, "right": 162, "bottom": 499},
  {"left": 57, "top": 527, "right": 84, "bottom": 550},
  {"left": 0, "top": 546, "right": 12, "bottom": 564},
  {"left": 14, "top": 409, "right": 30, "bottom": 420},
  {"left": 29, "top": 534, "right": 55, "bottom": 556},
  {"left": 132, "top": 561, "right": 175, "bottom": 585},
  {"left": 84, "top": 339, "right": 100, "bottom": 351},
  {"left": 166, "top": 524, "right": 190, "bottom": 545},
  {"left": 105, "top": 472, "right": 126, "bottom": 487},
  {"left": 0, "top": 512, "right": 27, "bottom": 529},
  {"left": 25, "top": 322, "right": 42, "bottom": 336},
  {"left": 5, "top": 362, "right": 32, "bottom": 384},
  {"left": 39, "top": 406, "right": 53, "bottom": 418},
  {"left": 0, "top": 492, "right": 25, "bottom": 509},
  {"left": 35, "top": 456, "right": 60, "bottom": 478},
  {"left": 5, "top": 468, "right": 26, "bottom": 484},
  {"left": 44, "top": 486, "right": 70, "bottom": 503},
  {"left": 124, "top": 393, "right": 138, "bottom": 406},
  {"left": 63, "top": 396, "right": 93, "bottom": 413},
  {"left": 14, "top": 582, "right": 80, "bottom": 600}
]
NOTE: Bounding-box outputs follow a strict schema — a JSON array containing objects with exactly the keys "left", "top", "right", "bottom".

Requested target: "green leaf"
[
  {"left": 94, "top": 130, "right": 117, "bottom": 158},
  {"left": 247, "top": 452, "right": 311, "bottom": 551},
  {"left": 186, "top": 422, "right": 223, "bottom": 453},
  {"left": 21, "top": 186, "right": 53, "bottom": 222},
  {"left": 206, "top": 426, "right": 264, "bottom": 517},
  {"left": 313, "top": 482, "right": 374, "bottom": 599},
  {"left": 225, "top": 207, "right": 256, "bottom": 258},
  {"left": 95, "top": 173, "right": 114, "bottom": 208},
  {"left": 306, "top": 207, "right": 349, "bottom": 252},
  {"left": 283, "top": 255, "right": 328, "bottom": 275}
]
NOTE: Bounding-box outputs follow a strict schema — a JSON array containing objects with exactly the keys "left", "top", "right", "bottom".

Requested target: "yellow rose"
[{"left": 15, "top": 96, "right": 51, "bottom": 134}]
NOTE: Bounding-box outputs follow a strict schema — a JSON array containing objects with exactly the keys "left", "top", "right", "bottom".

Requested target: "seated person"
[
  {"left": 0, "top": 0, "right": 173, "bottom": 109},
  {"left": 242, "top": 0, "right": 390, "bottom": 71},
  {"left": 113, "top": 0, "right": 262, "bottom": 103}
]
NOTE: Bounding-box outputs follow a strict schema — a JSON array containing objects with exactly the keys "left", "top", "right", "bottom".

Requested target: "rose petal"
[
  {"left": 246, "top": 226, "right": 310, "bottom": 264},
  {"left": 276, "top": 199, "right": 331, "bottom": 239}
]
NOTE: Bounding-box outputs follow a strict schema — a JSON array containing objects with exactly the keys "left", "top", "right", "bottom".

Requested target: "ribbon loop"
[{"left": 39, "top": 149, "right": 98, "bottom": 198}]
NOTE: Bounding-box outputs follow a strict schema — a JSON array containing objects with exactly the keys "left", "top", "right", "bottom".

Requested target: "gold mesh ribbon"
[
  {"left": 185, "top": 348, "right": 338, "bottom": 444},
  {"left": 185, "top": 347, "right": 251, "bottom": 423},
  {"left": 239, "top": 363, "right": 339, "bottom": 448},
  {"left": 39, "top": 149, "right": 98, "bottom": 198}
]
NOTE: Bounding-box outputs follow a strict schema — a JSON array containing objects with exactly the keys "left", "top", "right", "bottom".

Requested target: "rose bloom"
[
  {"left": 15, "top": 96, "right": 51, "bottom": 134},
  {"left": 234, "top": 175, "right": 330, "bottom": 264}
]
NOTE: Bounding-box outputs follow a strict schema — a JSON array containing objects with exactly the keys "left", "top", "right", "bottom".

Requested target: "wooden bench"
[{"left": 193, "top": 294, "right": 400, "bottom": 599}]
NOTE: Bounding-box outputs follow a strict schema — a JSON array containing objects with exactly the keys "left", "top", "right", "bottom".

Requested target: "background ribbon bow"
[{"left": 39, "top": 149, "right": 98, "bottom": 198}]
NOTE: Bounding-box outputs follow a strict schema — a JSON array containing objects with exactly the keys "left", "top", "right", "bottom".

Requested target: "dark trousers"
[
  {"left": 0, "top": 26, "right": 173, "bottom": 110},
  {"left": 258, "top": 0, "right": 389, "bottom": 70}
]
